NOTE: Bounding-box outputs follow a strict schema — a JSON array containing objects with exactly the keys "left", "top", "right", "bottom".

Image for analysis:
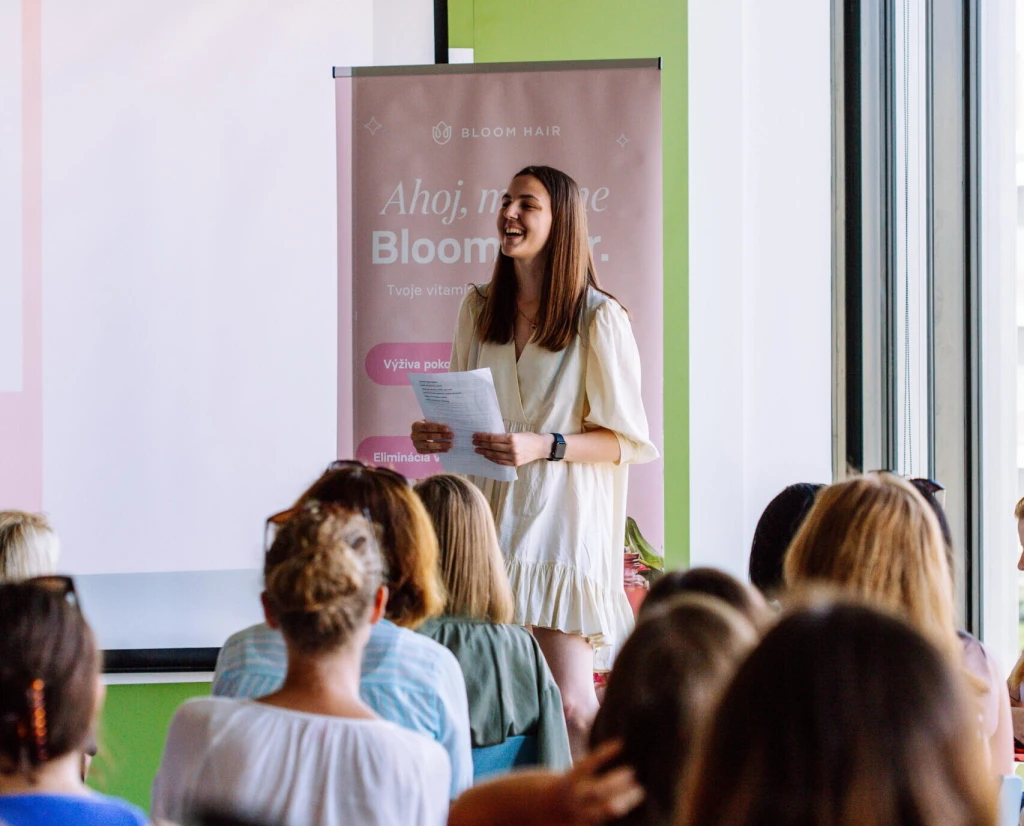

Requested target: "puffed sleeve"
[
  {"left": 449, "top": 288, "right": 484, "bottom": 373},
  {"left": 584, "top": 301, "right": 659, "bottom": 465}
]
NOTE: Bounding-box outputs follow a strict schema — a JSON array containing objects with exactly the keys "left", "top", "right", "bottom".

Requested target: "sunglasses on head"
[
  {"left": 25, "top": 574, "right": 80, "bottom": 610},
  {"left": 264, "top": 461, "right": 404, "bottom": 553}
]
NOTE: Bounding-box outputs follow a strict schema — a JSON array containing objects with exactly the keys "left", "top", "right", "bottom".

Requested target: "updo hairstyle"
[
  {"left": 290, "top": 465, "right": 443, "bottom": 627},
  {"left": 0, "top": 511, "right": 61, "bottom": 582},
  {"left": 264, "top": 504, "right": 385, "bottom": 655},
  {"left": 0, "top": 579, "right": 99, "bottom": 777}
]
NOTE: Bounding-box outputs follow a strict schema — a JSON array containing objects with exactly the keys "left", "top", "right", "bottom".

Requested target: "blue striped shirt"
[{"left": 212, "top": 619, "right": 473, "bottom": 798}]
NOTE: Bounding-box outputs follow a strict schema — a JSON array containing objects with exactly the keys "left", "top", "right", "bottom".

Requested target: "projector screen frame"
[{"left": 103, "top": 648, "right": 220, "bottom": 674}]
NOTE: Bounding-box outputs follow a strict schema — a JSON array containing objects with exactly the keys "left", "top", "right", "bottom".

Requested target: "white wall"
[
  {"left": 689, "top": 0, "right": 833, "bottom": 578},
  {"left": 374, "top": 0, "right": 434, "bottom": 65},
  {"left": 980, "top": 0, "right": 1018, "bottom": 668}
]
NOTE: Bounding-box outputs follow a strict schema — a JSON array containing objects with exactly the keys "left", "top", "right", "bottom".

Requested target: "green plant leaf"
[{"left": 625, "top": 516, "right": 664, "bottom": 571}]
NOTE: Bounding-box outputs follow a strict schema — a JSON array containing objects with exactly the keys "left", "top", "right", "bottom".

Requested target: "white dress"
[
  {"left": 151, "top": 697, "right": 450, "bottom": 826},
  {"left": 452, "top": 286, "right": 658, "bottom": 669}
]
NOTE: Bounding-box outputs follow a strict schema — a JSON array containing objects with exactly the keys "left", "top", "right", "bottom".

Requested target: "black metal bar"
[
  {"left": 103, "top": 648, "right": 220, "bottom": 674},
  {"left": 434, "top": 0, "right": 449, "bottom": 64},
  {"left": 964, "top": 0, "right": 982, "bottom": 636},
  {"left": 844, "top": 0, "right": 864, "bottom": 473}
]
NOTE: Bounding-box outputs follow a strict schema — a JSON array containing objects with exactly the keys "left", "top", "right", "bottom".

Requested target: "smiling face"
[{"left": 496, "top": 174, "right": 553, "bottom": 264}]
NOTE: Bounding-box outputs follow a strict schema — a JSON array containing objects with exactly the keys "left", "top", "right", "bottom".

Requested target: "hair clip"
[{"left": 27, "top": 679, "right": 48, "bottom": 763}]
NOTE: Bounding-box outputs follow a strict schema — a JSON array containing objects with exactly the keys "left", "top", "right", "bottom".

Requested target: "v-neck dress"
[{"left": 450, "top": 286, "right": 658, "bottom": 669}]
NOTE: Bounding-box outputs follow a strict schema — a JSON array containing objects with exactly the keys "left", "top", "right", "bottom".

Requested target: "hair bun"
[{"left": 264, "top": 506, "right": 383, "bottom": 653}]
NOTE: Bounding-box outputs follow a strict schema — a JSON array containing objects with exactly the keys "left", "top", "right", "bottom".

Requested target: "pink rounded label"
[
  {"left": 356, "top": 436, "right": 443, "bottom": 479},
  {"left": 365, "top": 342, "right": 452, "bottom": 386}
]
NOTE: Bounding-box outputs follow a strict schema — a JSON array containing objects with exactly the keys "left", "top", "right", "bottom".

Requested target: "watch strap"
[{"left": 547, "top": 433, "right": 567, "bottom": 461}]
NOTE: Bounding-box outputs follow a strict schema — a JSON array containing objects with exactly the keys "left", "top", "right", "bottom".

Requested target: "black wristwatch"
[{"left": 547, "top": 433, "right": 567, "bottom": 461}]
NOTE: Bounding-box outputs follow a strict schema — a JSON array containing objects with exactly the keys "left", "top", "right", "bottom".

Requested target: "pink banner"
[
  {"left": 0, "top": 0, "right": 43, "bottom": 511},
  {"left": 338, "top": 62, "right": 664, "bottom": 550}
]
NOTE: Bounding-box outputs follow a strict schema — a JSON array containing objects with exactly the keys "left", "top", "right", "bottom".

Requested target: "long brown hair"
[
  {"left": 289, "top": 465, "right": 444, "bottom": 628},
  {"left": 592, "top": 595, "right": 757, "bottom": 826},
  {"left": 413, "top": 474, "right": 513, "bottom": 624},
  {"left": 475, "top": 165, "right": 617, "bottom": 351},
  {"left": 0, "top": 580, "right": 99, "bottom": 776},
  {"left": 678, "top": 600, "right": 996, "bottom": 826}
]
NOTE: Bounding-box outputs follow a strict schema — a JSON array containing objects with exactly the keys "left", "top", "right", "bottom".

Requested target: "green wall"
[
  {"left": 451, "top": 0, "right": 689, "bottom": 569},
  {"left": 88, "top": 682, "right": 210, "bottom": 811}
]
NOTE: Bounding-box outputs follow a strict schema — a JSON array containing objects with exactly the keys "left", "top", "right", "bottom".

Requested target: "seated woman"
[
  {"left": 639, "top": 567, "right": 769, "bottom": 629},
  {"left": 590, "top": 594, "right": 757, "bottom": 826},
  {"left": 0, "top": 511, "right": 61, "bottom": 582},
  {"left": 0, "top": 576, "right": 148, "bottom": 826},
  {"left": 213, "top": 462, "right": 472, "bottom": 797},
  {"left": 679, "top": 599, "right": 996, "bottom": 826},
  {"left": 159, "top": 504, "right": 644, "bottom": 826},
  {"left": 413, "top": 474, "right": 571, "bottom": 772},
  {"left": 746, "top": 483, "right": 822, "bottom": 599},
  {"left": 154, "top": 504, "right": 450, "bottom": 826},
  {"left": 784, "top": 471, "right": 1014, "bottom": 774}
]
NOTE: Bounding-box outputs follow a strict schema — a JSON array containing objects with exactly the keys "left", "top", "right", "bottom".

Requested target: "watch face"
[{"left": 551, "top": 434, "right": 567, "bottom": 460}]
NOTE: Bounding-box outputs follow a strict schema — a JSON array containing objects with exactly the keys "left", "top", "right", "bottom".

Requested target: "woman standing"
[{"left": 412, "top": 166, "right": 658, "bottom": 755}]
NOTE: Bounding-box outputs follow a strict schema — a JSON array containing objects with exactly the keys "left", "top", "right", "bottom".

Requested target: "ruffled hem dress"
[{"left": 451, "top": 286, "right": 658, "bottom": 670}]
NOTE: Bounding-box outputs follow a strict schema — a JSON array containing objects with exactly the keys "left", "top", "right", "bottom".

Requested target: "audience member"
[
  {"left": 590, "top": 594, "right": 757, "bottom": 826},
  {"left": 449, "top": 740, "right": 644, "bottom": 826},
  {"left": 212, "top": 461, "right": 472, "bottom": 797},
  {"left": 0, "top": 511, "right": 60, "bottom": 582},
  {"left": 414, "top": 474, "right": 571, "bottom": 770},
  {"left": 784, "top": 471, "right": 1014, "bottom": 774},
  {"left": 153, "top": 505, "right": 451, "bottom": 826},
  {"left": 0, "top": 576, "right": 148, "bottom": 826},
  {"left": 747, "top": 483, "right": 822, "bottom": 598},
  {"left": 639, "top": 567, "right": 769, "bottom": 628},
  {"left": 678, "top": 599, "right": 997, "bottom": 826}
]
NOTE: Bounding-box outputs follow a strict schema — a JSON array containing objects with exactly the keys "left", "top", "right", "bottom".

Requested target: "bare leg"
[{"left": 532, "top": 627, "right": 599, "bottom": 762}]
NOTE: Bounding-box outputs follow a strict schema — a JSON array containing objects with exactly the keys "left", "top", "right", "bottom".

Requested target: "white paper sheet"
[{"left": 408, "top": 369, "right": 517, "bottom": 482}]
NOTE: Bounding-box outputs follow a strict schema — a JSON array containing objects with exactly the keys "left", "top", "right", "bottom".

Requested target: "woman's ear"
[
  {"left": 261, "top": 592, "right": 280, "bottom": 629},
  {"left": 369, "top": 585, "right": 389, "bottom": 625}
]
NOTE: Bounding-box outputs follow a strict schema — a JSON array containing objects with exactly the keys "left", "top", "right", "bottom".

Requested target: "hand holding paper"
[{"left": 408, "top": 369, "right": 517, "bottom": 482}]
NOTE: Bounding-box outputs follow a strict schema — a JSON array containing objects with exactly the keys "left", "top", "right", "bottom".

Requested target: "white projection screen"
[{"left": 0, "top": 1, "right": 432, "bottom": 669}]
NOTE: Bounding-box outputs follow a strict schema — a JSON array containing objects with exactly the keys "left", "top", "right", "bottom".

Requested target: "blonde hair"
[
  {"left": 1014, "top": 496, "right": 1024, "bottom": 520},
  {"left": 414, "top": 474, "right": 513, "bottom": 624},
  {"left": 264, "top": 504, "right": 384, "bottom": 654},
  {"left": 0, "top": 511, "right": 60, "bottom": 582},
  {"left": 784, "top": 472, "right": 959, "bottom": 661}
]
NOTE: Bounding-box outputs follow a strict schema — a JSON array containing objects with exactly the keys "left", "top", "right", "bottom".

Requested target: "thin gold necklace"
[{"left": 517, "top": 306, "right": 538, "bottom": 331}]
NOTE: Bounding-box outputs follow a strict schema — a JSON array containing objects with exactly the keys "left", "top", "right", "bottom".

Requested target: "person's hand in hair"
[{"left": 448, "top": 740, "right": 643, "bottom": 826}]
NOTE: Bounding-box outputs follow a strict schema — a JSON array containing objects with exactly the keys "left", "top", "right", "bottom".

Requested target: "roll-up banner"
[{"left": 335, "top": 59, "right": 664, "bottom": 552}]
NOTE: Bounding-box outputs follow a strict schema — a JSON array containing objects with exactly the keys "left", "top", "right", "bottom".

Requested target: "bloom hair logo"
[{"left": 432, "top": 121, "right": 452, "bottom": 145}]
